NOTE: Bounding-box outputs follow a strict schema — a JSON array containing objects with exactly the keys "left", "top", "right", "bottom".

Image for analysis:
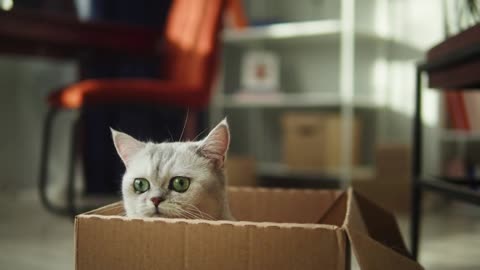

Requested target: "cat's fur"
[{"left": 111, "top": 119, "right": 233, "bottom": 220}]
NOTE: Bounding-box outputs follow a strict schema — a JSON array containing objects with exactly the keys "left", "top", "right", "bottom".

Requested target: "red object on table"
[{"left": 445, "top": 91, "right": 470, "bottom": 131}]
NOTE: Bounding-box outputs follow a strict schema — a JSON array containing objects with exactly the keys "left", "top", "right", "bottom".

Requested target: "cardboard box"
[
  {"left": 226, "top": 156, "right": 257, "bottom": 186},
  {"left": 75, "top": 187, "right": 423, "bottom": 270},
  {"left": 352, "top": 145, "right": 411, "bottom": 213},
  {"left": 282, "top": 113, "right": 361, "bottom": 171}
]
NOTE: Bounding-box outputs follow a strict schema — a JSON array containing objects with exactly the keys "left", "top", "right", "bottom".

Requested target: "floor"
[{"left": 0, "top": 191, "right": 479, "bottom": 270}]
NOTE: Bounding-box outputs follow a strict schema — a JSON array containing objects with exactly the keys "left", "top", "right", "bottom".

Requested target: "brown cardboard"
[
  {"left": 375, "top": 144, "right": 411, "bottom": 182},
  {"left": 352, "top": 144, "right": 411, "bottom": 213},
  {"left": 75, "top": 187, "right": 423, "bottom": 270},
  {"left": 345, "top": 190, "right": 422, "bottom": 270},
  {"left": 282, "top": 113, "right": 361, "bottom": 171},
  {"left": 226, "top": 156, "right": 257, "bottom": 186}
]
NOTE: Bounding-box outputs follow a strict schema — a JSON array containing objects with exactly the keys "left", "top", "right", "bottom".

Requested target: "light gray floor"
[{"left": 0, "top": 191, "right": 479, "bottom": 270}]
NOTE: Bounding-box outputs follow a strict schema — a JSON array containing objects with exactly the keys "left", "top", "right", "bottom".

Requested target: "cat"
[{"left": 111, "top": 119, "right": 234, "bottom": 221}]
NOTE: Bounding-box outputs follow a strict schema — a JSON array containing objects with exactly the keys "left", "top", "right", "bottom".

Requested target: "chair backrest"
[{"left": 164, "top": 0, "right": 226, "bottom": 97}]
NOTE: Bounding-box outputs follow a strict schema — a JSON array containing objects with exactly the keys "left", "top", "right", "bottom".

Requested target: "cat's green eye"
[
  {"left": 169, "top": 176, "right": 190, "bottom": 193},
  {"left": 133, "top": 178, "right": 150, "bottom": 193}
]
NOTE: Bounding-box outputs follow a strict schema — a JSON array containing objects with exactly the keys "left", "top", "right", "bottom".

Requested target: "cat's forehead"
[
  {"left": 139, "top": 142, "right": 198, "bottom": 166},
  {"left": 148, "top": 141, "right": 199, "bottom": 156},
  {"left": 126, "top": 141, "right": 204, "bottom": 175}
]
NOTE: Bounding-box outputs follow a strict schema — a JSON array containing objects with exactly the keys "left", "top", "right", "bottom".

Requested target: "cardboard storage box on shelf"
[
  {"left": 282, "top": 113, "right": 361, "bottom": 171},
  {"left": 75, "top": 187, "right": 423, "bottom": 270},
  {"left": 352, "top": 144, "right": 411, "bottom": 213},
  {"left": 226, "top": 156, "right": 257, "bottom": 186}
]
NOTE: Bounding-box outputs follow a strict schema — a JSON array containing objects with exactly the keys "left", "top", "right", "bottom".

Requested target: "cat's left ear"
[
  {"left": 111, "top": 128, "right": 145, "bottom": 167},
  {"left": 198, "top": 118, "right": 230, "bottom": 168}
]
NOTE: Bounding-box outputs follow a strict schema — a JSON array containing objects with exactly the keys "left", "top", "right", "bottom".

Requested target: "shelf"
[
  {"left": 219, "top": 92, "right": 380, "bottom": 108},
  {"left": 441, "top": 130, "right": 480, "bottom": 141},
  {"left": 257, "top": 162, "right": 374, "bottom": 182},
  {"left": 223, "top": 20, "right": 341, "bottom": 43},
  {"left": 222, "top": 20, "right": 423, "bottom": 56},
  {"left": 439, "top": 176, "right": 480, "bottom": 187},
  {"left": 421, "top": 24, "right": 480, "bottom": 89},
  {"left": 420, "top": 177, "right": 480, "bottom": 205}
]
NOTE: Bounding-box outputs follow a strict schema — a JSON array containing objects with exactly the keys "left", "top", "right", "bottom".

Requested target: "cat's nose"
[{"left": 150, "top": 197, "right": 164, "bottom": 207}]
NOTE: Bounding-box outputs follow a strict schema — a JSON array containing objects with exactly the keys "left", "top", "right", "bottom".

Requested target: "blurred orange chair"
[{"left": 39, "top": 0, "right": 247, "bottom": 216}]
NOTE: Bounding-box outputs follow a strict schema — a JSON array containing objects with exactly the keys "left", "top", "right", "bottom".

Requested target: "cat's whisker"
[
  {"left": 170, "top": 206, "right": 200, "bottom": 220},
  {"left": 166, "top": 208, "right": 180, "bottom": 218},
  {"left": 178, "top": 108, "right": 190, "bottom": 142},
  {"left": 181, "top": 203, "right": 216, "bottom": 220},
  {"left": 164, "top": 204, "right": 189, "bottom": 219},
  {"left": 183, "top": 211, "right": 205, "bottom": 220},
  {"left": 168, "top": 201, "right": 202, "bottom": 219},
  {"left": 170, "top": 200, "right": 215, "bottom": 220},
  {"left": 165, "top": 127, "right": 174, "bottom": 142},
  {"left": 182, "top": 206, "right": 214, "bottom": 220},
  {"left": 182, "top": 207, "right": 209, "bottom": 220},
  {"left": 173, "top": 207, "right": 198, "bottom": 220},
  {"left": 171, "top": 204, "right": 206, "bottom": 220},
  {"left": 192, "top": 127, "right": 208, "bottom": 141}
]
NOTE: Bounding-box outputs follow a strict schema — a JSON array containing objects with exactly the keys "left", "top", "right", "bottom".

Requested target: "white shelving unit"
[
  {"left": 210, "top": 0, "right": 421, "bottom": 185},
  {"left": 440, "top": 130, "right": 480, "bottom": 173},
  {"left": 257, "top": 162, "right": 375, "bottom": 182},
  {"left": 442, "top": 130, "right": 480, "bottom": 142},
  {"left": 221, "top": 92, "right": 379, "bottom": 108},
  {"left": 222, "top": 18, "right": 418, "bottom": 51},
  {"left": 222, "top": 20, "right": 341, "bottom": 42}
]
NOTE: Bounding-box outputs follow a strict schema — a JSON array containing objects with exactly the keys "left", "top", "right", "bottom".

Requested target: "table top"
[
  {"left": 0, "top": 10, "right": 164, "bottom": 59},
  {"left": 422, "top": 23, "right": 480, "bottom": 89}
]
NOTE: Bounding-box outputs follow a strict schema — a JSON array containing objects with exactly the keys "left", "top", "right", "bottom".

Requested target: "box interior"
[{"left": 85, "top": 187, "right": 345, "bottom": 226}]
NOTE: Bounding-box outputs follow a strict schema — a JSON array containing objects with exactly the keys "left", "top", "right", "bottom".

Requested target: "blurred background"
[{"left": 0, "top": 0, "right": 479, "bottom": 269}]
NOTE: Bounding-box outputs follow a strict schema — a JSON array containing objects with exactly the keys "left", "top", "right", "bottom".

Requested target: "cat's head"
[{"left": 111, "top": 119, "right": 232, "bottom": 220}]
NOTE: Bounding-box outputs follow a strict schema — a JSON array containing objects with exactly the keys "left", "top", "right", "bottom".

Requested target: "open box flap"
[
  {"left": 347, "top": 229, "right": 424, "bottom": 270},
  {"left": 343, "top": 189, "right": 424, "bottom": 270}
]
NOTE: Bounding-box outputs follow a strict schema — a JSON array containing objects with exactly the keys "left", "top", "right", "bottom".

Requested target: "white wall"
[
  {"left": 0, "top": 56, "right": 77, "bottom": 191},
  {"left": 382, "top": 0, "right": 445, "bottom": 174}
]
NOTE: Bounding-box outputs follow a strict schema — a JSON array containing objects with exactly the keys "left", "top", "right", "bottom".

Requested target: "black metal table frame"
[{"left": 410, "top": 45, "right": 480, "bottom": 260}]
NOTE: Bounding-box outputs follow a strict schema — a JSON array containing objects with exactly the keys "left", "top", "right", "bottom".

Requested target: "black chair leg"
[
  {"left": 411, "top": 184, "right": 422, "bottom": 259},
  {"left": 39, "top": 107, "right": 67, "bottom": 215},
  {"left": 39, "top": 107, "right": 81, "bottom": 218},
  {"left": 410, "top": 65, "right": 424, "bottom": 260},
  {"left": 67, "top": 116, "right": 81, "bottom": 219}
]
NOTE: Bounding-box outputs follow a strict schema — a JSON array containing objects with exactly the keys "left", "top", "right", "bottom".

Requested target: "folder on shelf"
[{"left": 445, "top": 91, "right": 470, "bottom": 131}]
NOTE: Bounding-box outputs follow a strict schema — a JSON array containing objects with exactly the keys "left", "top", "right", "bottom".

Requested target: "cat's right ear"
[
  {"left": 197, "top": 118, "right": 230, "bottom": 169},
  {"left": 110, "top": 128, "right": 145, "bottom": 167}
]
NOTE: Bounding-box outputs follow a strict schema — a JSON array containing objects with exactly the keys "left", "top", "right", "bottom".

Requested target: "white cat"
[{"left": 111, "top": 119, "right": 234, "bottom": 221}]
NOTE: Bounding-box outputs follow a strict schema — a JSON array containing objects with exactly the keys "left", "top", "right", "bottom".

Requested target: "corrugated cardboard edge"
[
  {"left": 343, "top": 188, "right": 424, "bottom": 270},
  {"left": 76, "top": 213, "right": 339, "bottom": 230}
]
